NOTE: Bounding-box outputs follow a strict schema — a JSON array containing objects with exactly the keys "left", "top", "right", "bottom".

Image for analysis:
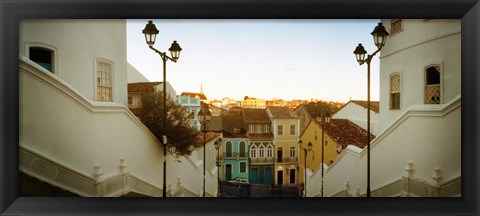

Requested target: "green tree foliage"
[
  {"left": 304, "top": 101, "right": 340, "bottom": 118},
  {"left": 136, "top": 92, "right": 198, "bottom": 157}
]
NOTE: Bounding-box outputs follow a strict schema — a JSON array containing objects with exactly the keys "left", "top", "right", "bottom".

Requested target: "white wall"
[
  {"left": 319, "top": 97, "right": 461, "bottom": 196},
  {"left": 167, "top": 140, "right": 220, "bottom": 197},
  {"left": 20, "top": 19, "right": 128, "bottom": 106},
  {"left": 332, "top": 103, "right": 380, "bottom": 135},
  {"left": 378, "top": 19, "right": 461, "bottom": 131},
  {"left": 20, "top": 58, "right": 164, "bottom": 189},
  {"left": 127, "top": 63, "right": 149, "bottom": 83}
]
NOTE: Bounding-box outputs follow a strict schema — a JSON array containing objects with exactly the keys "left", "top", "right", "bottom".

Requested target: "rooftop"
[
  {"left": 347, "top": 100, "right": 380, "bottom": 114},
  {"left": 241, "top": 108, "right": 271, "bottom": 124},
  {"left": 181, "top": 92, "right": 207, "bottom": 100},
  {"left": 321, "top": 119, "right": 375, "bottom": 149},
  {"left": 267, "top": 107, "right": 297, "bottom": 119},
  {"left": 127, "top": 82, "right": 162, "bottom": 93}
]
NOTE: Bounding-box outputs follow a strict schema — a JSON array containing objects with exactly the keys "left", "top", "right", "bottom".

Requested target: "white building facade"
[{"left": 307, "top": 19, "right": 461, "bottom": 197}]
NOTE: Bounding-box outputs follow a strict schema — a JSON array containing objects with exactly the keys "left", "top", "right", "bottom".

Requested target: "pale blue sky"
[{"left": 127, "top": 19, "right": 381, "bottom": 103}]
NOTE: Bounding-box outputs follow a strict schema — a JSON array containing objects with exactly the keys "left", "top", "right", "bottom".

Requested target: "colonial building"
[
  {"left": 298, "top": 119, "right": 372, "bottom": 188},
  {"left": 220, "top": 114, "right": 249, "bottom": 181},
  {"left": 241, "top": 108, "right": 275, "bottom": 185},
  {"left": 266, "top": 107, "right": 300, "bottom": 187},
  {"left": 241, "top": 97, "right": 266, "bottom": 109}
]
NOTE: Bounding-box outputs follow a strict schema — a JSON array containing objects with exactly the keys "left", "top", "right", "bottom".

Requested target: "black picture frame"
[{"left": 1, "top": 0, "right": 479, "bottom": 215}]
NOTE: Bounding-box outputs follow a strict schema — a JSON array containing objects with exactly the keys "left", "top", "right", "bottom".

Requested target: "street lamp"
[
  {"left": 143, "top": 20, "right": 182, "bottom": 198},
  {"left": 353, "top": 22, "right": 389, "bottom": 197},
  {"left": 316, "top": 111, "right": 331, "bottom": 197},
  {"left": 298, "top": 139, "right": 312, "bottom": 197},
  {"left": 198, "top": 103, "right": 212, "bottom": 197},
  {"left": 214, "top": 138, "right": 222, "bottom": 197}
]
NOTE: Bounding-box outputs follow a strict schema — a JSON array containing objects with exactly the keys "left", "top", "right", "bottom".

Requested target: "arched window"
[
  {"left": 250, "top": 145, "right": 257, "bottom": 158},
  {"left": 259, "top": 145, "right": 265, "bottom": 158},
  {"left": 425, "top": 65, "right": 441, "bottom": 104},
  {"left": 239, "top": 141, "right": 246, "bottom": 157},
  {"left": 267, "top": 145, "right": 273, "bottom": 158},
  {"left": 29, "top": 47, "right": 54, "bottom": 73},
  {"left": 225, "top": 141, "right": 232, "bottom": 157}
]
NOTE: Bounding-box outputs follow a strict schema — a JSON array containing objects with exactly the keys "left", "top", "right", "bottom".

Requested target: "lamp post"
[
  {"left": 298, "top": 139, "right": 312, "bottom": 197},
  {"left": 198, "top": 103, "right": 212, "bottom": 197},
  {"left": 214, "top": 138, "right": 222, "bottom": 197},
  {"left": 316, "top": 111, "right": 331, "bottom": 197},
  {"left": 353, "top": 22, "right": 389, "bottom": 197},
  {"left": 143, "top": 20, "right": 182, "bottom": 198}
]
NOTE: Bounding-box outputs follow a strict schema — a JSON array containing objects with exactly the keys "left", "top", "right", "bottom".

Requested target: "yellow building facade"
[
  {"left": 298, "top": 119, "right": 371, "bottom": 187},
  {"left": 241, "top": 97, "right": 266, "bottom": 108}
]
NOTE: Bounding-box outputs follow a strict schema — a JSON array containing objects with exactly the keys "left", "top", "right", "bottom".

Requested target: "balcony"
[
  {"left": 277, "top": 157, "right": 298, "bottom": 163},
  {"left": 250, "top": 157, "right": 274, "bottom": 164},
  {"left": 223, "top": 152, "right": 248, "bottom": 160}
]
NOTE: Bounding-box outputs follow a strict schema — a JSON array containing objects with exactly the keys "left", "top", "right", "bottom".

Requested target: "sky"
[{"left": 126, "top": 19, "right": 381, "bottom": 103}]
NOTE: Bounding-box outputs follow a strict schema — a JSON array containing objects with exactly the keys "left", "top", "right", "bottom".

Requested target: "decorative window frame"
[
  {"left": 258, "top": 144, "right": 265, "bottom": 158},
  {"left": 424, "top": 61, "right": 444, "bottom": 104},
  {"left": 390, "top": 19, "right": 404, "bottom": 36},
  {"left": 250, "top": 145, "right": 257, "bottom": 158},
  {"left": 266, "top": 144, "right": 274, "bottom": 158},
  {"left": 289, "top": 124, "right": 296, "bottom": 136},
  {"left": 94, "top": 57, "right": 115, "bottom": 102},
  {"left": 24, "top": 41, "right": 59, "bottom": 75},
  {"left": 389, "top": 72, "right": 402, "bottom": 110}
]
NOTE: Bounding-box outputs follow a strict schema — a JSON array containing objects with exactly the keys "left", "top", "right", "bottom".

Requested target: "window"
[
  {"left": 277, "top": 125, "right": 283, "bottom": 136},
  {"left": 181, "top": 98, "right": 189, "bottom": 104},
  {"left": 128, "top": 96, "right": 133, "bottom": 105},
  {"left": 264, "top": 125, "right": 270, "bottom": 132},
  {"left": 391, "top": 19, "right": 403, "bottom": 35},
  {"left": 425, "top": 65, "right": 441, "bottom": 104},
  {"left": 225, "top": 141, "right": 232, "bottom": 157},
  {"left": 29, "top": 47, "right": 54, "bottom": 73},
  {"left": 290, "top": 125, "right": 296, "bottom": 135},
  {"left": 267, "top": 145, "right": 273, "bottom": 158},
  {"left": 239, "top": 141, "right": 246, "bottom": 157},
  {"left": 250, "top": 145, "right": 257, "bottom": 158},
  {"left": 277, "top": 148, "right": 283, "bottom": 162},
  {"left": 315, "top": 131, "right": 318, "bottom": 140},
  {"left": 240, "top": 162, "right": 246, "bottom": 173},
  {"left": 390, "top": 73, "right": 401, "bottom": 110},
  {"left": 259, "top": 145, "right": 265, "bottom": 158},
  {"left": 289, "top": 147, "right": 296, "bottom": 158},
  {"left": 249, "top": 125, "right": 254, "bottom": 133},
  {"left": 96, "top": 61, "right": 113, "bottom": 102},
  {"left": 256, "top": 124, "right": 262, "bottom": 132}
]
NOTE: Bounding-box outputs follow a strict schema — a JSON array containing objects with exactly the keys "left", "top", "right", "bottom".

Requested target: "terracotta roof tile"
[
  {"left": 128, "top": 82, "right": 162, "bottom": 92},
  {"left": 248, "top": 133, "right": 274, "bottom": 140},
  {"left": 241, "top": 108, "right": 271, "bottom": 124},
  {"left": 181, "top": 92, "right": 207, "bottom": 100},
  {"left": 267, "top": 107, "right": 297, "bottom": 119},
  {"left": 321, "top": 119, "right": 375, "bottom": 149},
  {"left": 221, "top": 115, "right": 247, "bottom": 138},
  {"left": 206, "top": 116, "right": 222, "bottom": 131}
]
